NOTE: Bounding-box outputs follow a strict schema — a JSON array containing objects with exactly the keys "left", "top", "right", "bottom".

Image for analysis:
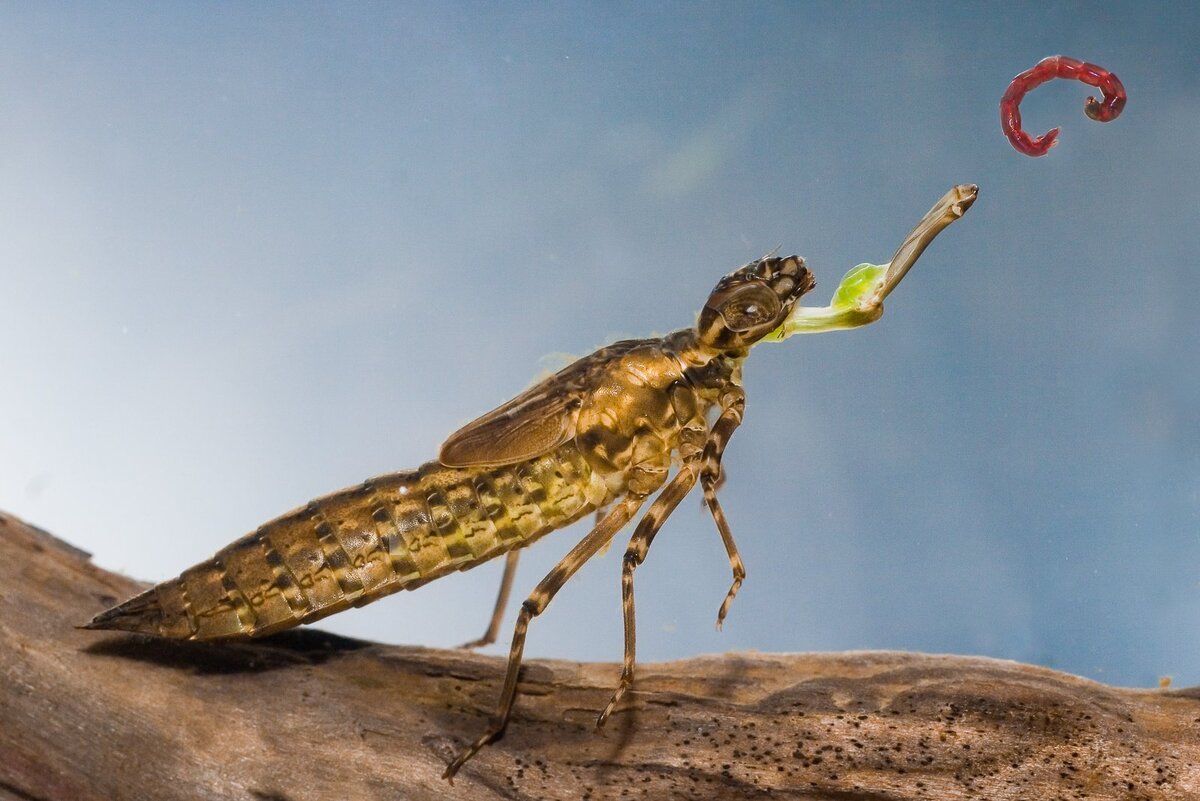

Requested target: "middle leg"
[{"left": 597, "top": 432, "right": 706, "bottom": 727}]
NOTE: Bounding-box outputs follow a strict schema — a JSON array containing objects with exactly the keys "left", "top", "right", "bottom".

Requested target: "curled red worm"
[{"left": 1000, "top": 55, "right": 1126, "bottom": 157}]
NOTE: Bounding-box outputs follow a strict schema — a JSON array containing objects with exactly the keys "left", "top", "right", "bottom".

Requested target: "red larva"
[{"left": 1000, "top": 56, "right": 1126, "bottom": 157}]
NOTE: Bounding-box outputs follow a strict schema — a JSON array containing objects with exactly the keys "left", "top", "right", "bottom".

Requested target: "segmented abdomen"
[{"left": 87, "top": 442, "right": 604, "bottom": 640}]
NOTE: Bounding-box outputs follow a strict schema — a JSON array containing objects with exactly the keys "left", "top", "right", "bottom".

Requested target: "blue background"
[{"left": 2, "top": 3, "right": 1197, "bottom": 688}]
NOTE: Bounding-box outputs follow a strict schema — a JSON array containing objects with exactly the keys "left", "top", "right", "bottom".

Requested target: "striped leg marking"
[
  {"left": 596, "top": 459, "right": 701, "bottom": 728},
  {"left": 443, "top": 494, "right": 645, "bottom": 781},
  {"left": 703, "top": 389, "right": 747, "bottom": 630}
]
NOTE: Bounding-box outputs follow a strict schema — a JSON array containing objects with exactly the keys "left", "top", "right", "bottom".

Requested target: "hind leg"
[
  {"left": 443, "top": 494, "right": 646, "bottom": 780},
  {"left": 458, "top": 551, "right": 519, "bottom": 650}
]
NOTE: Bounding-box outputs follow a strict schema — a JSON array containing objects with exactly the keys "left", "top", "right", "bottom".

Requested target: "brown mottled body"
[
  {"left": 91, "top": 443, "right": 604, "bottom": 640},
  {"left": 85, "top": 254, "right": 813, "bottom": 778},
  {"left": 86, "top": 321, "right": 766, "bottom": 642},
  {"left": 84, "top": 184, "right": 979, "bottom": 781}
]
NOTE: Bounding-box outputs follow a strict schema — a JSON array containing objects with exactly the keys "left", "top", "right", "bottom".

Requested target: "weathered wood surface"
[{"left": 1, "top": 510, "right": 1197, "bottom": 801}]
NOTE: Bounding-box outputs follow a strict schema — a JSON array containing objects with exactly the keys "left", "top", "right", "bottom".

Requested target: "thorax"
[{"left": 574, "top": 331, "right": 743, "bottom": 491}]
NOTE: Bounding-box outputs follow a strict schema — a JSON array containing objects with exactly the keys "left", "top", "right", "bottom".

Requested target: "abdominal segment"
[{"left": 85, "top": 443, "right": 601, "bottom": 640}]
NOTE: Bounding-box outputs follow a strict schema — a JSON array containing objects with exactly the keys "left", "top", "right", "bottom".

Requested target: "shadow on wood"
[{"left": 1, "top": 510, "right": 1196, "bottom": 800}]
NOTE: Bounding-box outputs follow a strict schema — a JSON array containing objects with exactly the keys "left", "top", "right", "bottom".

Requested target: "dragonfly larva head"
[{"left": 697, "top": 255, "right": 816, "bottom": 351}]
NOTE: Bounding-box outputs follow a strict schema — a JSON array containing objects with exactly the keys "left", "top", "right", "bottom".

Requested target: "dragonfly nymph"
[{"left": 84, "top": 184, "right": 977, "bottom": 779}]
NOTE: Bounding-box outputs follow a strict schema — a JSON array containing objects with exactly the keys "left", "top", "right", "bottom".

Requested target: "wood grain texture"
[{"left": 1, "top": 509, "right": 1197, "bottom": 801}]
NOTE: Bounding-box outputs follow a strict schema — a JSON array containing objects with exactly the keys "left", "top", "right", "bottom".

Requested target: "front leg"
[{"left": 702, "top": 388, "right": 747, "bottom": 630}]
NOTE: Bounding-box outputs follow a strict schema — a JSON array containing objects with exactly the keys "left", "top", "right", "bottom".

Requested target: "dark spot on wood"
[{"left": 250, "top": 790, "right": 293, "bottom": 801}]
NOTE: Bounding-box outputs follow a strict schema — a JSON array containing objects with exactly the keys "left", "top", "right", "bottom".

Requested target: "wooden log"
[{"left": 0, "top": 509, "right": 1197, "bottom": 800}]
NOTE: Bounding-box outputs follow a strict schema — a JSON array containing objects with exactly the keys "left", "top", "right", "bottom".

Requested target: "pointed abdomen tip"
[{"left": 81, "top": 588, "right": 167, "bottom": 636}]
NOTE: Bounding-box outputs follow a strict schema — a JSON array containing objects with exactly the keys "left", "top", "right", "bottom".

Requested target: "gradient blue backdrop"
[{"left": 2, "top": 3, "right": 1198, "bottom": 688}]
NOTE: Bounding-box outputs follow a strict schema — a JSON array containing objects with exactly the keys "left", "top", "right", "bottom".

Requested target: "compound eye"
[{"left": 721, "top": 285, "right": 780, "bottom": 331}]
